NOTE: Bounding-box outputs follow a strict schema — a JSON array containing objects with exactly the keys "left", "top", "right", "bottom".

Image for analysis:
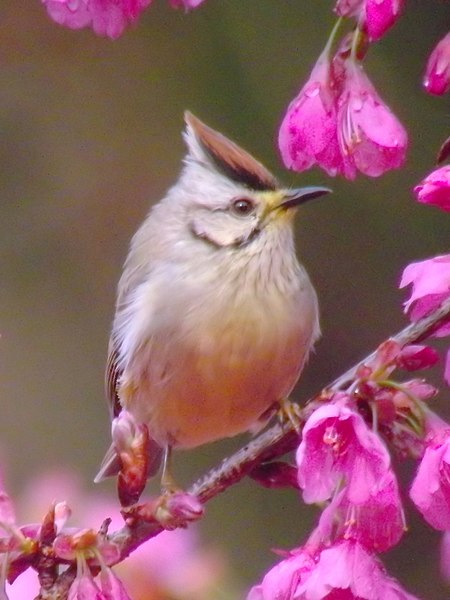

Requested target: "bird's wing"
[
  {"left": 97, "top": 311, "right": 163, "bottom": 483},
  {"left": 105, "top": 334, "right": 122, "bottom": 419}
]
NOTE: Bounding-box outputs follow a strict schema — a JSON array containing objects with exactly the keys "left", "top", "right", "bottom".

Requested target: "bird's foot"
[{"left": 278, "top": 397, "right": 302, "bottom": 433}]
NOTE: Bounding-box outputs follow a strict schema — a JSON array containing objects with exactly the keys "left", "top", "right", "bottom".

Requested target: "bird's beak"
[{"left": 278, "top": 186, "right": 332, "bottom": 211}]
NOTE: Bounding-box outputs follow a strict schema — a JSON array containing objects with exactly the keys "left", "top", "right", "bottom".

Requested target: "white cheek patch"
[{"left": 190, "top": 210, "right": 259, "bottom": 248}]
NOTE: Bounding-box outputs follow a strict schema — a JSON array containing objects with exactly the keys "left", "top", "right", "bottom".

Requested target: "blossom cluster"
[
  {"left": 245, "top": 328, "right": 449, "bottom": 598},
  {"left": 41, "top": 0, "right": 205, "bottom": 39},
  {"left": 249, "top": 61, "right": 450, "bottom": 593},
  {"left": 248, "top": 5, "right": 450, "bottom": 590},
  {"left": 0, "top": 471, "right": 224, "bottom": 600},
  {"left": 27, "top": 1, "right": 450, "bottom": 599},
  {"left": 278, "top": 2, "right": 450, "bottom": 180}
]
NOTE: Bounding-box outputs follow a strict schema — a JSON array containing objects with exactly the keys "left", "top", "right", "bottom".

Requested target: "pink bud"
[
  {"left": 54, "top": 502, "right": 72, "bottom": 533},
  {"left": 334, "top": 0, "right": 403, "bottom": 41},
  {"left": 164, "top": 492, "right": 204, "bottom": 523},
  {"left": 397, "top": 345, "right": 440, "bottom": 371},
  {"left": 363, "top": 0, "right": 404, "bottom": 41},
  {"left": 112, "top": 411, "right": 150, "bottom": 507},
  {"left": 424, "top": 33, "right": 450, "bottom": 95},
  {"left": 414, "top": 165, "right": 450, "bottom": 212}
]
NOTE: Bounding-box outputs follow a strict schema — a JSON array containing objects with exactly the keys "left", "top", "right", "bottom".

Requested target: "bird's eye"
[{"left": 231, "top": 197, "right": 256, "bottom": 217}]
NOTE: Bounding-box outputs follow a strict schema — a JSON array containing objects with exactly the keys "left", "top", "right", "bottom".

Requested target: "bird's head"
[{"left": 164, "top": 111, "right": 331, "bottom": 251}]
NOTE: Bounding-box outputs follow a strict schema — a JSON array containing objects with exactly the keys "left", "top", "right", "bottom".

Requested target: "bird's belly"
[{"left": 122, "top": 308, "right": 314, "bottom": 449}]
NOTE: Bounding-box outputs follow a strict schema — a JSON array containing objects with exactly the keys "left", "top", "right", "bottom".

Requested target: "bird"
[{"left": 95, "top": 111, "right": 330, "bottom": 489}]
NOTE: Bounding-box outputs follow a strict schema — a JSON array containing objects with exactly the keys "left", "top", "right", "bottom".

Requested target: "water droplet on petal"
[{"left": 305, "top": 86, "right": 320, "bottom": 99}]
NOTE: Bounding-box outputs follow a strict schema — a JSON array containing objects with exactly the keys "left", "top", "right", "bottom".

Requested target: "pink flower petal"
[
  {"left": 278, "top": 51, "right": 343, "bottom": 177},
  {"left": 400, "top": 255, "right": 450, "bottom": 331},
  {"left": 410, "top": 432, "right": 450, "bottom": 530},
  {"left": 445, "top": 349, "right": 450, "bottom": 387},
  {"left": 246, "top": 549, "right": 314, "bottom": 600},
  {"left": 338, "top": 60, "right": 407, "bottom": 178},
  {"left": 296, "top": 540, "right": 420, "bottom": 599},
  {"left": 297, "top": 400, "right": 391, "bottom": 505},
  {"left": 100, "top": 568, "right": 132, "bottom": 600}
]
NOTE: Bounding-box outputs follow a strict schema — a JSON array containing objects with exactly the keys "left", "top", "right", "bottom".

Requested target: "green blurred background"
[{"left": 1, "top": 1, "right": 449, "bottom": 597}]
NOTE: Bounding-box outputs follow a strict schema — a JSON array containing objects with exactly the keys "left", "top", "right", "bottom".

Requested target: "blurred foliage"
[{"left": 0, "top": 1, "right": 449, "bottom": 598}]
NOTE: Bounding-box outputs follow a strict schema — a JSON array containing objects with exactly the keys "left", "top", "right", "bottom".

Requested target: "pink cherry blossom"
[
  {"left": 246, "top": 548, "right": 315, "bottom": 600},
  {"left": 400, "top": 255, "right": 450, "bottom": 332},
  {"left": 297, "top": 401, "right": 391, "bottom": 504},
  {"left": 316, "top": 469, "right": 405, "bottom": 552},
  {"left": 42, "top": 0, "right": 152, "bottom": 39},
  {"left": 7, "top": 469, "right": 226, "bottom": 600},
  {"left": 424, "top": 33, "right": 450, "bottom": 95},
  {"left": 278, "top": 51, "right": 342, "bottom": 176},
  {"left": 337, "top": 60, "right": 407, "bottom": 179},
  {"left": 410, "top": 426, "right": 450, "bottom": 530},
  {"left": 414, "top": 165, "right": 450, "bottom": 212},
  {"left": 295, "top": 540, "right": 421, "bottom": 599}
]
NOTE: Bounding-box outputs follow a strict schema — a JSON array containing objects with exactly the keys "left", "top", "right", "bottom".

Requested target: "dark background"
[{"left": 1, "top": 1, "right": 449, "bottom": 597}]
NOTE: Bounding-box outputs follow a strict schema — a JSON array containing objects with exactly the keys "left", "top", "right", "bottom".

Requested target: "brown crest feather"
[{"left": 184, "top": 111, "right": 278, "bottom": 192}]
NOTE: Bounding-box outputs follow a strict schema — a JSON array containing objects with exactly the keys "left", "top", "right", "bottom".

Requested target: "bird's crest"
[{"left": 184, "top": 111, "right": 278, "bottom": 192}]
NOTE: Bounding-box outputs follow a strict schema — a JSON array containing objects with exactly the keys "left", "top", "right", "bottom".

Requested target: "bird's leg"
[
  {"left": 278, "top": 397, "right": 302, "bottom": 433},
  {"left": 160, "top": 445, "right": 180, "bottom": 493}
]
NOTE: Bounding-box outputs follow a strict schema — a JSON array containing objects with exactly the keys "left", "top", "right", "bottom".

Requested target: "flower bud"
[
  {"left": 414, "top": 165, "right": 450, "bottom": 212},
  {"left": 334, "top": 0, "right": 404, "bottom": 41},
  {"left": 397, "top": 344, "right": 440, "bottom": 371},
  {"left": 112, "top": 411, "right": 149, "bottom": 507},
  {"left": 424, "top": 33, "right": 450, "bottom": 96},
  {"left": 363, "top": 0, "right": 404, "bottom": 41}
]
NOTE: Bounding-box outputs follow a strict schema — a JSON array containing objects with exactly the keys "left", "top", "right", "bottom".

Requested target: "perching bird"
[{"left": 96, "top": 112, "right": 329, "bottom": 488}]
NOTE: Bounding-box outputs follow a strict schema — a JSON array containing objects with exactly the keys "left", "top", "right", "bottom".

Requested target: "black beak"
[{"left": 280, "top": 186, "right": 332, "bottom": 210}]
